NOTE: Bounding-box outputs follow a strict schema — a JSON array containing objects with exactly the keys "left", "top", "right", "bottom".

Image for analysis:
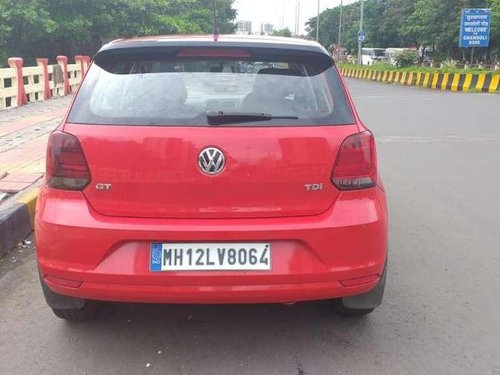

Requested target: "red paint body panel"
[
  {"left": 36, "top": 186, "right": 387, "bottom": 303},
  {"left": 67, "top": 124, "right": 358, "bottom": 219}
]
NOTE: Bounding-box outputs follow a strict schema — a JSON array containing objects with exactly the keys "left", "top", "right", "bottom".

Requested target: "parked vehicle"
[
  {"left": 36, "top": 35, "right": 388, "bottom": 321},
  {"left": 385, "top": 48, "right": 407, "bottom": 66},
  {"left": 361, "top": 48, "right": 386, "bottom": 65},
  {"left": 385, "top": 48, "right": 421, "bottom": 66}
]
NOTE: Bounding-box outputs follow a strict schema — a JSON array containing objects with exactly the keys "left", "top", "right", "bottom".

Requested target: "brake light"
[
  {"left": 331, "top": 131, "right": 377, "bottom": 190},
  {"left": 176, "top": 48, "right": 251, "bottom": 58},
  {"left": 46, "top": 131, "right": 91, "bottom": 190}
]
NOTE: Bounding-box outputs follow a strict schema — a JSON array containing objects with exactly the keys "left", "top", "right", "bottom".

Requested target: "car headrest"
[
  {"left": 253, "top": 68, "right": 304, "bottom": 98},
  {"left": 144, "top": 74, "right": 188, "bottom": 105}
]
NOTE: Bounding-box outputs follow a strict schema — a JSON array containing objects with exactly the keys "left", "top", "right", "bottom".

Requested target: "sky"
[{"left": 233, "top": 0, "right": 358, "bottom": 34}]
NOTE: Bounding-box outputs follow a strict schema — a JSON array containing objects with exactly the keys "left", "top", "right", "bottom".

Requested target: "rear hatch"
[
  {"left": 66, "top": 124, "right": 357, "bottom": 218},
  {"left": 65, "top": 44, "right": 357, "bottom": 219}
]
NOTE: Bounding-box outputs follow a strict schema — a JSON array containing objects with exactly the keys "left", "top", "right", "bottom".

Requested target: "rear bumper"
[
  {"left": 36, "top": 186, "right": 388, "bottom": 304},
  {"left": 42, "top": 278, "right": 378, "bottom": 304}
]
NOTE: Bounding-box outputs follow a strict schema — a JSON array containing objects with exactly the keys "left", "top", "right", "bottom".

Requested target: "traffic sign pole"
[
  {"left": 316, "top": 0, "right": 320, "bottom": 42},
  {"left": 337, "top": 0, "right": 344, "bottom": 60},
  {"left": 358, "top": 0, "right": 364, "bottom": 65}
]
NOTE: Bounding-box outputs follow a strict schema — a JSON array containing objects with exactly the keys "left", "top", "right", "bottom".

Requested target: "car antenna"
[{"left": 212, "top": 0, "right": 219, "bottom": 42}]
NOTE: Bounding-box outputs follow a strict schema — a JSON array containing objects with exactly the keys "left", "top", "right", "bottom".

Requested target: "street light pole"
[
  {"left": 295, "top": 0, "right": 299, "bottom": 36},
  {"left": 316, "top": 0, "right": 320, "bottom": 42},
  {"left": 337, "top": 0, "right": 344, "bottom": 60},
  {"left": 357, "top": 0, "right": 364, "bottom": 65},
  {"left": 297, "top": 1, "right": 301, "bottom": 36},
  {"left": 281, "top": 0, "right": 285, "bottom": 30}
]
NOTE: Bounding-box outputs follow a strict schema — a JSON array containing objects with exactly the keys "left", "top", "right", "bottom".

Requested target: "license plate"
[{"left": 150, "top": 243, "right": 271, "bottom": 272}]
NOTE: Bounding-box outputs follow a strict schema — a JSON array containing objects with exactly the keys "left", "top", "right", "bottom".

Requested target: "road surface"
[{"left": 1, "top": 80, "right": 499, "bottom": 374}]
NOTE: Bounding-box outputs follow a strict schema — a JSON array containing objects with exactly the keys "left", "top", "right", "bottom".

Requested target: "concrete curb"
[
  {"left": 340, "top": 67, "right": 500, "bottom": 93},
  {"left": 0, "top": 184, "right": 39, "bottom": 258}
]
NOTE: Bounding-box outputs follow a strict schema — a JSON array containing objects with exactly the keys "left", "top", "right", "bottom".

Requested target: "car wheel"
[
  {"left": 39, "top": 273, "right": 101, "bottom": 321},
  {"left": 51, "top": 301, "right": 101, "bottom": 321},
  {"left": 332, "top": 261, "right": 387, "bottom": 317},
  {"left": 331, "top": 299, "right": 374, "bottom": 317}
]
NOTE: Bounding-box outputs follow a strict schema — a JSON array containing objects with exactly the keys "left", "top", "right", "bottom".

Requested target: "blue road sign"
[
  {"left": 459, "top": 9, "right": 492, "bottom": 48},
  {"left": 358, "top": 30, "right": 366, "bottom": 43}
]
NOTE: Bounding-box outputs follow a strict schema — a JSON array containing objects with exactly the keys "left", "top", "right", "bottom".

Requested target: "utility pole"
[
  {"left": 357, "top": 0, "right": 364, "bottom": 65},
  {"left": 297, "top": 1, "right": 301, "bottom": 36},
  {"left": 337, "top": 0, "right": 344, "bottom": 60},
  {"left": 281, "top": 0, "right": 285, "bottom": 30},
  {"left": 212, "top": 0, "right": 219, "bottom": 41},
  {"left": 295, "top": 0, "right": 299, "bottom": 36},
  {"left": 316, "top": 0, "right": 320, "bottom": 42}
]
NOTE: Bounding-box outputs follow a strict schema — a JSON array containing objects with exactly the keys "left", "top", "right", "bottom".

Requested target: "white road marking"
[
  {"left": 377, "top": 135, "right": 500, "bottom": 143},
  {"left": 354, "top": 95, "right": 433, "bottom": 100}
]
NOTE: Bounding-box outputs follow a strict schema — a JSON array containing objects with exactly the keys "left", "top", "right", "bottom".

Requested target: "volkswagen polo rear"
[{"left": 36, "top": 36, "right": 388, "bottom": 321}]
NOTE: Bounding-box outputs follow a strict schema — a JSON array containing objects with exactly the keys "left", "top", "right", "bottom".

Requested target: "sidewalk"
[{"left": 0, "top": 96, "right": 72, "bottom": 199}]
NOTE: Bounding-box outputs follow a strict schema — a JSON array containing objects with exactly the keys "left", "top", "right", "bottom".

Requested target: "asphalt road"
[{"left": 1, "top": 80, "right": 499, "bottom": 375}]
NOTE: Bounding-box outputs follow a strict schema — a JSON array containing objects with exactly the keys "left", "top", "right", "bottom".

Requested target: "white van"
[
  {"left": 361, "top": 48, "right": 386, "bottom": 66},
  {"left": 385, "top": 48, "right": 408, "bottom": 66}
]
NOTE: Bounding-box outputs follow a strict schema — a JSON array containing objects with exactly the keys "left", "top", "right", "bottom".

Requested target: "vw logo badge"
[{"left": 198, "top": 147, "right": 225, "bottom": 175}]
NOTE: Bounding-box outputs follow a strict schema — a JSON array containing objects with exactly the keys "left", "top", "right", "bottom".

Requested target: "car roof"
[{"left": 97, "top": 35, "right": 330, "bottom": 56}]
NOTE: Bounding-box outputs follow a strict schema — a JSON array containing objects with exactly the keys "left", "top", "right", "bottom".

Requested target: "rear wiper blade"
[{"left": 206, "top": 111, "right": 298, "bottom": 125}]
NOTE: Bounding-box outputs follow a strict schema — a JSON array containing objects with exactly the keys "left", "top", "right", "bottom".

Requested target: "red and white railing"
[{"left": 0, "top": 55, "right": 91, "bottom": 110}]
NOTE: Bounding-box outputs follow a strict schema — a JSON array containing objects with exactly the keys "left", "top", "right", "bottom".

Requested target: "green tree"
[
  {"left": 307, "top": 0, "right": 499, "bottom": 63},
  {"left": 307, "top": 0, "right": 413, "bottom": 54},
  {"left": 272, "top": 28, "right": 293, "bottom": 37},
  {"left": 395, "top": 49, "right": 419, "bottom": 67},
  {"left": 0, "top": 0, "right": 237, "bottom": 66},
  {"left": 306, "top": 2, "right": 362, "bottom": 53},
  {"left": 491, "top": 0, "right": 500, "bottom": 60},
  {"left": 403, "top": 0, "right": 494, "bottom": 62},
  {"left": 402, "top": 0, "right": 459, "bottom": 60},
  {"left": 380, "top": 0, "right": 416, "bottom": 47}
]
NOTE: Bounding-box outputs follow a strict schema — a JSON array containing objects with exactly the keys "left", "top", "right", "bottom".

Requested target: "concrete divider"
[
  {"left": 0, "top": 185, "right": 39, "bottom": 258},
  {"left": 0, "top": 55, "right": 91, "bottom": 110},
  {"left": 339, "top": 67, "right": 500, "bottom": 93}
]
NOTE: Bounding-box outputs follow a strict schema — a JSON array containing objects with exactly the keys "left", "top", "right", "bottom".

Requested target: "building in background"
[
  {"left": 261, "top": 23, "right": 274, "bottom": 35},
  {"left": 236, "top": 20, "right": 252, "bottom": 35}
]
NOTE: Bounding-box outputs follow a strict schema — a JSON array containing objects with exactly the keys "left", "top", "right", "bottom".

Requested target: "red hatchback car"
[{"left": 36, "top": 35, "right": 388, "bottom": 321}]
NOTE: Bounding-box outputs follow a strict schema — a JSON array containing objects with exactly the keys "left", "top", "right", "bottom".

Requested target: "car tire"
[
  {"left": 51, "top": 301, "right": 101, "bottom": 321},
  {"left": 39, "top": 273, "right": 101, "bottom": 321},
  {"left": 332, "top": 261, "right": 387, "bottom": 317},
  {"left": 331, "top": 299, "right": 374, "bottom": 317}
]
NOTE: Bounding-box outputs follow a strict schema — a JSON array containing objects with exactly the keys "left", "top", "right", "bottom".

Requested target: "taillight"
[
  {"left": 331, "top": 131, "right": 377, "bottom": 190},
  {"left": 46, "top": 131, "right": 91, "bottom": 190}
]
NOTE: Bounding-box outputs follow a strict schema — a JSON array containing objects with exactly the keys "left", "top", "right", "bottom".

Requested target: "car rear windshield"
[{"left": 68, "top": 48, "right": 355, "bottom": 126}]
